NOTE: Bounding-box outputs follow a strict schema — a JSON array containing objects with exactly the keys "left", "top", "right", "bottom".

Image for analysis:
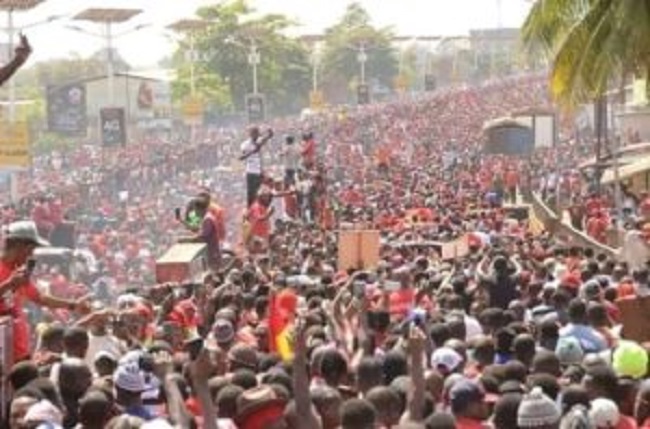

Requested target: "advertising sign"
[
  {"left": 100, "top": 108, "right": 126, "bottom": 147},
  {"left": 0, "top": 121, "right": 30, "bottom": 168},
  {"left": 46, "top": 83, "right": 87, "bottom": 136}
]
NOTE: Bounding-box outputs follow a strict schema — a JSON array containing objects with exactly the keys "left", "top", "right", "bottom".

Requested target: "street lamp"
[
  {"left": 167, "top": 19, "right": 211, "bottom": 98},
  {"left": 225, "top": 35, "right": 261, "bottom": 94},
  {"left": 357, "top": 42, "right": 367, "bottom": 85},
  {"left": 70, "top": 8, "right": 143, "bottom": 106}
]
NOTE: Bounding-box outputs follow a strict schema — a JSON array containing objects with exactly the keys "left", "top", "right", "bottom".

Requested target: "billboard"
[
  {"left": 483, "top": 119, "right": 534, "bottom": 156},
  {"left": 0, "top": 122, "right": 30, "bottom": 168},
  {"left": 46, "top": 83, "right": 88, "bottom": 136},
  {"left": 100, "top": 108, "right": 126, "bottom": 147}
]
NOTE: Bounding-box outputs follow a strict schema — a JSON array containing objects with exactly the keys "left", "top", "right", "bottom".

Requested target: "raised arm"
[
  {"left": 0, "top": 34, "right": 31, "bottom": 87},
  {"left": 293, "top": 318, "right": 321, "bottom": 429},
  {"left": 240, "top": 129, "right": 274, "bottom": 160}
]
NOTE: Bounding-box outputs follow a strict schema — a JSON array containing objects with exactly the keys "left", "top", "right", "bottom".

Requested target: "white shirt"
[
  {"left": 283, "top": 144, "right": 300, "bottom": 170},
  {"left": 85, "top": 333, "right": 124, "bottom": 369},
  {"left": 240, "top": 139, "right": 262, "bottom": 175}
]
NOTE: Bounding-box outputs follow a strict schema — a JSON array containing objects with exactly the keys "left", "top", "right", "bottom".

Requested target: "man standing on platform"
[
  {"left": 0, "top": 221, "right": 90, "bottom": 362},
  {"left": 240, "top": 127, "right": 273, "bottom": 207},
  {"left": 179, "top": 196, "right": 222, "bottom": 270}
]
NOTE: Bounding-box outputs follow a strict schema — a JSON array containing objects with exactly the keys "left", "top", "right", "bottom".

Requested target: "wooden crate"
[{"left": 155, "top": 243, "right": 208, "bottom": 284}]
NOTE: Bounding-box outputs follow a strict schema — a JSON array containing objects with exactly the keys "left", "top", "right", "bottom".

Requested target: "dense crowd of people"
[{"left": 0, "top": 34, "right": 650, "bottom": 429}]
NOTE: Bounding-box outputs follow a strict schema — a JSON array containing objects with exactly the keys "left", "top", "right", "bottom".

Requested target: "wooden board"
[
  {"left": 618, "top": 296, "right": 650, "bottom": 343},
  {"left": 337, "top": 230, "right": 380, "bottom": 271},
  {"left": 156, "top": 243, "right": 208, "bottom": 284}
]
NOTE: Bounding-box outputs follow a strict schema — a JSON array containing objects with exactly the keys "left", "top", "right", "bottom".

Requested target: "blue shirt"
[
  {"left": 559, "top": 323, "right": 608, "bottom": 353},
  {"left": 125, "top": 405, "right": 154, "bottom": 421}
]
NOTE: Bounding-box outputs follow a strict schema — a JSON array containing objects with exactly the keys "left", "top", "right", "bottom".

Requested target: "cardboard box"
[
  {"left": 155, "top": 243, "right": 208, "bottom": 284},
  {"left": 337, "top": 230, "right": 381, "bottom": 271},
  {"left": 618, "top": 296, "right": 650, "bottom": 343}
]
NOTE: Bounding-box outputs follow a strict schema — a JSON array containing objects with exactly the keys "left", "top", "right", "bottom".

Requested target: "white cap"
[
  {"left": 431, "top": 347, "right": 463, "bottom": 373},
  {"left": 4, "top": 221, "right": 50, "bottom": 246},
  {"left": 114, "top": 363, "right": 146, "bottom": 393}
]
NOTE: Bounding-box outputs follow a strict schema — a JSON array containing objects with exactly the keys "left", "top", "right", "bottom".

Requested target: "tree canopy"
[
  {"left": 172, "top": 0, "right": 311, "bottom": 115},
  {"left": 320, "top": 2, "right": 398, "bottom": 103},
  {"left": 522, "top": 0, "right": 650, "bottom": 106}
]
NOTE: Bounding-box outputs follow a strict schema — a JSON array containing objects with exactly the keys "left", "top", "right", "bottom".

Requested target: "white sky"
[{"left": 10, "top": 0, "right": 534, "bottom": 68}]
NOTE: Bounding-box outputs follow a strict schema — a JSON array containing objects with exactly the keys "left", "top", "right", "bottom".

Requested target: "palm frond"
[{"left": 550, "top": 0, "right": 615, "bottom": 105}]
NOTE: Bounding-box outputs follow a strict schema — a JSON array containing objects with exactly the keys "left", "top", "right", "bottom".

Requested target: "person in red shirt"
[
  {"left": 301, "top": 131, "right": 316, "bottom": 169},
  {"left": 0, "top": 221, "right": 90, "bottom": 362},
  {"left": 586, "top": 211, "right": 609, "bottom": 243},
  {"left": 247, "top": 192, "right": 274, "bottom": 246}
]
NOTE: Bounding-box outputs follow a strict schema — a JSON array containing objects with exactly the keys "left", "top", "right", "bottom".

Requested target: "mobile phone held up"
[
  {"left": 352, "top": 281, "right": 366, "bottom": 299},
  {"left": 26, "top": 258, "right": 37, "bottom": 276},
  {"left": 185, "top": 337, "right": 204, "bottom": 361}
]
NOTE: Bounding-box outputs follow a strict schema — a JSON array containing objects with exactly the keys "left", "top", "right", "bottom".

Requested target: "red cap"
[
  {"left": 276, "top": 290, "right": 297, "bottom": 316},
  {"left": 561, "top": 273, "right": 582, "bottom": 289}
]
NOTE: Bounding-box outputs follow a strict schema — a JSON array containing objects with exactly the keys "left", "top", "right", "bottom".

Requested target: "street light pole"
[
  {"left": 7, "top": 9, "right": 14, "bottom": 122},
  {"left": 248, "top": 39, "right": 260, "bottom": 94},
  {"left": 358, "top": 42, "right": 367, "bottom": 84},
  {"left": 105, "top": 21, "right": 115, "bottom": 105},
  {"left": 167, "top": 19, "right": 212, "bottom": 98}
]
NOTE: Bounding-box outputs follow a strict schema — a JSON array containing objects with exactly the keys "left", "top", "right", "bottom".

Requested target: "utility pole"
[
  {"left": 358, "top": 42, "right": 367, "bottom": 84},
  {"left": 248, "top": 39, "right": 260, "bottom": 94}
]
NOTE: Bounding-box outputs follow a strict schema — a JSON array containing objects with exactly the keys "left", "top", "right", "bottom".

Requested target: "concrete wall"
[
  {"left": 85, "top": 75, "right": 172, "bottom": 127},
  {"left": 618, "top": 109, "right": 650, "bottom": 142},
  {"left": 528, "top": 193, "right": 618, "bottom": 257}
]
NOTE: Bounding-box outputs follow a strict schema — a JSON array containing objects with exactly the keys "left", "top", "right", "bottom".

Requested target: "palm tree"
[{"left": 521, "top": 0, "right": 650, "bottom": 107}]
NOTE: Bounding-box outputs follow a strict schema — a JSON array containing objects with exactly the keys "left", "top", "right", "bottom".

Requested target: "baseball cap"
[
  {"left": 94, "top": 351, "right": 118, "bottom": 364},
  {"left": 431, "top": 347, "right": 463, "bottom": 374},
  {"left": 612, "top": 340, "right": 649, "bottom": 379},
  {"left": 449, "top": 379, "right": 496, "bottom": 413},
  {"left": 213, "top": 319, "right": 235, "bottom": 345},
  {"left": 114, "top": 363, "right": 146, "bottom": 393},
  {"left": 4, "top": 221, "right": 50, "bottom": 247}
]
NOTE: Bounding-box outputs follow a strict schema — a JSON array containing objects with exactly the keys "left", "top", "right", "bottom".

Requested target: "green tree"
[
  {"left": 396, "top": 43, "right": 419, "bottom": 92},
  {"left": 320, "top": 2, "right": 398, "bottom": 103},
  {"left": 521, "top": 0, "right": 650, "bottom": 106},
  {"left": 176, "top": 0, "right": 311, "bottom": 115},
  {"left": 170, "top": 46, "right": 231, "bottom": 109},
  {"left": 15, "top": 55, "right": 108, "bottom": 89}
]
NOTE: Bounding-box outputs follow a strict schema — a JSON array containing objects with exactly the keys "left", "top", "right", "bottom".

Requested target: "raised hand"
[{"left": 15, "top": 34, "right": 31, "bottom": 63}]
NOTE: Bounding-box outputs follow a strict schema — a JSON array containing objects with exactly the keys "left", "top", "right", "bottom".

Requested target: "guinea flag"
[{"left": 268, "top": 289, "right": 298, "bottom": 361}]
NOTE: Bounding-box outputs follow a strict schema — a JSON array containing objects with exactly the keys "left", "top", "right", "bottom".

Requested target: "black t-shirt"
[{"left": 487, "top": 272, "right": 519, "bottom": 309}]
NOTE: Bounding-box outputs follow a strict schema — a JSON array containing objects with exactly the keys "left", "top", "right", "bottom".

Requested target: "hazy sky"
[{"left": 11, "top": 0, "right": 533, "bottom": 68}]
